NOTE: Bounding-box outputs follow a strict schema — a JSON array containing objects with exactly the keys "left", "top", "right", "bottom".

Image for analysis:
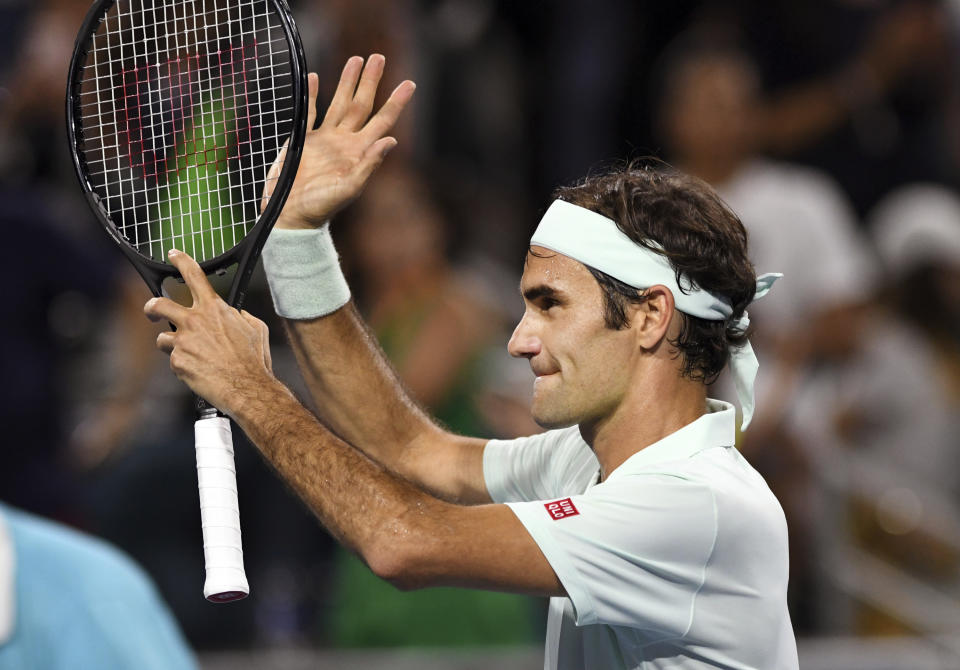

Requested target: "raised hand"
[{"left": 261, "top": 55, "right": 416, "bottom": 230}]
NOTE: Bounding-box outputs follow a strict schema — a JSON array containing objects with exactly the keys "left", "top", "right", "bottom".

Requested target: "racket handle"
[{"left": 195, "top": 412, "right": 249, "bottom": 602}]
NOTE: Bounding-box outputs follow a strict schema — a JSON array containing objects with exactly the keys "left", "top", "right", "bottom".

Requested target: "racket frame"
[{"left": 65, "top": 0, "right": 308, "bottom": 306}]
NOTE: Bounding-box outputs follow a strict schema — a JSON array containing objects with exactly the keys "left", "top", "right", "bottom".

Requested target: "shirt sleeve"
[
  {"left": 505, "top": 474, "right": 719, "bottom": 636},
  {"left": 483, "top": 427, "right": 597, "bottom": 503},
  {"left": 483, "top": 431, "right": 563, "bottom": 503}
]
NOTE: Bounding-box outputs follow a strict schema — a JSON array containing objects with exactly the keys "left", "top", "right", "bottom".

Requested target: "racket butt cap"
[
  {"left": 204, "top": 571, "right": 250, "bottom": 602},
  {"left": 206, "top": 590, "right": 248, "bottom": 603}
]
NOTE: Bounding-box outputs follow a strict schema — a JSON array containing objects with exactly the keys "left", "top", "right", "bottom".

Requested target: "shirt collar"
[{"left": 605, "top": 399, "right": 736, "bottom": 481}]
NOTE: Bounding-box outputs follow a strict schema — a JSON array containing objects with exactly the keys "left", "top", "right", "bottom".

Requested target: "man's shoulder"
[
  {"left": 688, "top": 449, "right": 789, "bottom": 543},
  {"left": 604, "top": 448, "right": 786, "bottom": 529}
]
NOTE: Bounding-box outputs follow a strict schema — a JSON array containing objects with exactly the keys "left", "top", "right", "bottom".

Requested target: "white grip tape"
[{"left": 195, "top": 416, "right": 249, "bottom": 602}]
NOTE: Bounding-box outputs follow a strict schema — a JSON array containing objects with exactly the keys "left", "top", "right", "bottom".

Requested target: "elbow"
[{"left": 362, "top": 523, "right": 434, "bottom": 592}]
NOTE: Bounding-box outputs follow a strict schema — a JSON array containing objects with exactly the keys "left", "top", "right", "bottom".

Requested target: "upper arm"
[
  {"left": 374, "top": 501, "right": 566, "bottom": 598},
  {"left": 399, "top": 429, "right": 491, "bottom": 505},
  {"left": 382, "top": 475, "right": 719, "bottom": 632},
  {"left": 502, "top": 479, "right": 718, "bottom": 630},
  {"left": 403, "top": 426, "right": 579, "bottom": 506}
]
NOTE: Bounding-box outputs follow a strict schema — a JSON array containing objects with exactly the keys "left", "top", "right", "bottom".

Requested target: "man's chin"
[{"left": 530, "top": 405, "right": 579, "bottom": 430}]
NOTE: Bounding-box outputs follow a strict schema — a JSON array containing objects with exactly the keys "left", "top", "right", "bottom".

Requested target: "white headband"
[{"left": 530, "top": 199, "right": 781, "bottom": 431}]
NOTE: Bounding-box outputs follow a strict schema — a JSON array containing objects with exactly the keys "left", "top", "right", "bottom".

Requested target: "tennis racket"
[{"left": 66, "top": 0, "right": 308, "bottom": 602}]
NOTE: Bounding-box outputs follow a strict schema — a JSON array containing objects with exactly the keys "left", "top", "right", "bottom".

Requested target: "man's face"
[{"left": 508, "top": 247, "right": 639, "bottom": 429}]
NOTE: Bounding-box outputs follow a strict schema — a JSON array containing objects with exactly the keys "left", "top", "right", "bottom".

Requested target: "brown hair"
[{"left": 550, "top": 159, "right": 756, "bottom": 383}]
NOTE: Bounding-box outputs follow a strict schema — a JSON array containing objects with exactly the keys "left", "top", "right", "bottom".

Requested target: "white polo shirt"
[{"left": 483, "top": 399, "right": 798, "bottom": 670}]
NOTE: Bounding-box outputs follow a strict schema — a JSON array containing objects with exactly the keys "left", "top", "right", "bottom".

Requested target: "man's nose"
[{"left": 507, "top": 314, "right": 541, "bottom": 359}]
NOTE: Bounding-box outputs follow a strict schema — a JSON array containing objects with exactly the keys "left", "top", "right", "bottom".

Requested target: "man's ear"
[{"left": 629, "top": 285, "right": 676, "bottom": 350}]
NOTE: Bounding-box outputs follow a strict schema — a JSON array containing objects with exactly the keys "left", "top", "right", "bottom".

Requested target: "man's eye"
[{"left": 540, "top": 299, "right": 559, "bottom": 310}]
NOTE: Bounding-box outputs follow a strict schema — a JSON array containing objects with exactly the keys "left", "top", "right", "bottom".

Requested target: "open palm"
[{"left": 262, "top": 54, "right": 415, "bottom": 229}]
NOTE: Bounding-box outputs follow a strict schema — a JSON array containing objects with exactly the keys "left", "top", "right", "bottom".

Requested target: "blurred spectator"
[
  {"left": 857, "top": 184, "right": 960, "bottom": 494},
  {"left": 655, "top": 36, "right": 877, "bottom": 436},
  {"left": 733, "top": 0, "right": 957, "bottom": 216},
  {"left": 654, "top": 36, "right": 879, "bottom": 631},
  {"left": 784, "top": 183, "right": 960, "bottom": 635},
  {"left": 0, "top": 503, "right": 197, "bottom": 669}
]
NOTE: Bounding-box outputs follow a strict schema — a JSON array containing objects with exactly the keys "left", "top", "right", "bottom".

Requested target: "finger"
[
  {"left": 144, "top": 296, "right": 190, "bottom": 325},
  {"left": 341, "top": 54, "right": 386, "bottom": 130},
  {"left": 306, "top": 72, "right": 319, "bottom": 130},
  {"left": 360, "top": 79, "right": 416, "bottom": 142},
  {"left": 367, "top": 136, "right": 398, "bottom": 160},
  {"left": 352, "top": 136, "right": 398, "bottom": 187},
  {"left": 156, "top": 331, "right": 177, "bottom": 354},
  {"left": 321, "top": 56, "right": 364, "bottom": 127},
  {"left": 241, "top": 310, "right": 272, "bottom": 372},
  {"left": 166, "top": 248, "right": 218, "bottom": 305}
]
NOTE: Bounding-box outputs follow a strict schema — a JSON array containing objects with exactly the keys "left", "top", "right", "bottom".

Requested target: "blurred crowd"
[{"left": 2, "top": 0, "right": 960, "bottom": 657}]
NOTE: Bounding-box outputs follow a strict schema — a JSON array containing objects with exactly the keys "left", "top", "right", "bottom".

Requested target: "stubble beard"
[{"left": 530, "top": 377, "right": 581, "bottom": 430}]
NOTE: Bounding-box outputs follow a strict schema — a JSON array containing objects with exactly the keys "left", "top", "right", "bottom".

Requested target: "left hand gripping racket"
[{"left": 66, "top": 0, "right": 308, "bottom": 602}]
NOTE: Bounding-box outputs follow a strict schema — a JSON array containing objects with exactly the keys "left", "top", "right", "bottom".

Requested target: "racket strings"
[
  {"left": 76, "top": 0, "right": 295, "bottom": 263},
  {"left": 118, "top": 49, "right": 253, "bottom": 182}
]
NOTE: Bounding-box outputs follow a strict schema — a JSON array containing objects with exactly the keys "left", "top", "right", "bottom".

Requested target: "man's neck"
[{"left": 579, "top": 370, "right": 708, "bottom": 480}]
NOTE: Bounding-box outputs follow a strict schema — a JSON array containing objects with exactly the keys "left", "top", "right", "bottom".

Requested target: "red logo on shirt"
[{"left": 544, "top": 498, "right": 579, "bottom": 520}]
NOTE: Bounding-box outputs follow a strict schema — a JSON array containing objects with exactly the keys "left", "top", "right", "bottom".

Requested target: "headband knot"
[{"left": 530, "top": 199, "right": 782, "bottom": 431}]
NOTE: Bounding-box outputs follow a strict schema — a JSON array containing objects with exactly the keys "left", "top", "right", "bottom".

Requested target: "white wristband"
[{"left": 261, "top": 224, "right": 351, "bottom": 319}]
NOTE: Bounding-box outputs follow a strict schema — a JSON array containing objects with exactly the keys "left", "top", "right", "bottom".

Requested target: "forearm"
[
  {"left": 234, "top": 376, "right": 562, "bottom": 596},
  {"left": 282, "top": 303, "right": 489, "bottom": 503},
  {"left": 284, "top": 302, "right": 433, "bottom": 455},
  {"left": 233, "top": 376, "right": 441, "bottom": 567}
]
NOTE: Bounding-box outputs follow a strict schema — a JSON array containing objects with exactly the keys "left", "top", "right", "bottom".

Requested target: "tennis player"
[{"left": 145, "top": 55, "right": 799, "bottom": 669}]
